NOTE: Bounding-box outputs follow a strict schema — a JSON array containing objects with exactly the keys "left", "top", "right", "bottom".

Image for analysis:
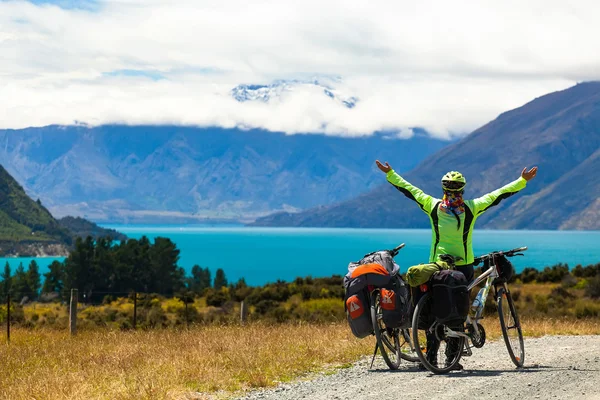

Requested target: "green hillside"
[
  {"left": 57, "top": 216, "right": 127, "bottom": 242},
  {"left": 0, "top": 164, "right": 72, "bottom": 244}
]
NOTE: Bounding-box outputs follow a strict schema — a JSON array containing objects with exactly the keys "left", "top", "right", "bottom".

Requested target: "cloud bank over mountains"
[{"left": 1, "top": 0, "right": 598, "bottom": 137}]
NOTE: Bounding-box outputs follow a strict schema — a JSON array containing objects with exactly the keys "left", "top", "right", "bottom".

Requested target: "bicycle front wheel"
[
  {"left": 497, "top": 287, "right": 525, "bottom": 367},
  {"left": 371, "top": 290, "right": 400, "bottom": 370},
  {"left": 411, "top": 292, "right": 464, "bottom": 374}
]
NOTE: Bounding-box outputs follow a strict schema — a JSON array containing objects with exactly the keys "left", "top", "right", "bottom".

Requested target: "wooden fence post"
[
  {"left": 185, "top": 301, "right": 189, "bottom": 329},
  {"left": 69, "top": 289, "right": 78, "bottom": 336},
  {"left": 6, "top": 294, "right": 10, "bottom": 343},
  {"left": 133, "top": 292, "right": 137, "bottom": 329},
  {"left": 240, "top": 300, "right": 248, "bottom": 325}
]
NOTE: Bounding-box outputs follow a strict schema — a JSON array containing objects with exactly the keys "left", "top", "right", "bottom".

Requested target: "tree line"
[{"left": 0, "top": 236, "right": 229, "bottom": 304}]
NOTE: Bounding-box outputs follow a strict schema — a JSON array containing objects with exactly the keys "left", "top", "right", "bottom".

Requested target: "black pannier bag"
[
  {"left": 431, "top": 269, "right": 469, "bottom": 324},
  {"left": 492, "top": 254, "right": 514, "bottom": 283},
  {"left": 410, "top": 286, "right": 435, "bottom": 330},
  {"left": 345, "top": 288, "right": 373, "bottom": 338},
  {"left": 380, "top": 275, "right": 411, "bottom": 329}
]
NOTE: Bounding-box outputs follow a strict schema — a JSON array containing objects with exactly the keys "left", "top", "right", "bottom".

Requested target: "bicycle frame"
[
  {"left": 466, "top": 263, "right": 498, "bottom": 331},
  {"left": 438, "top": 260, "right": 506, "bottom": 354}
]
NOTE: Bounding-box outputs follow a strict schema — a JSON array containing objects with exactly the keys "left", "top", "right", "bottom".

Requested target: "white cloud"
[{"left": 0, "top": 0, "right": 598, "bottom": 138}]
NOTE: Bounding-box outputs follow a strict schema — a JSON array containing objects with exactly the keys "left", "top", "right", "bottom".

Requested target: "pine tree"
[
  {"left": 42, "top": 261, "right": 64, "bottom": 294},
  {"left": 26, "top": 260, "right": 42, "bottom": 300},
  {"left": 12, "top": 262, "right": 32, "bottom": 302},
  {"left": 188, "top": 265, "right": 212, "bottom": 294},
  {"left": 0, "top": 262, "right": 11, "bottom": 299},
  {"left": 213, "top": 268, "right": 228, "bottom": 289},
  {"left": 201, "top": 268, "right": 211, "bottom": 290}
]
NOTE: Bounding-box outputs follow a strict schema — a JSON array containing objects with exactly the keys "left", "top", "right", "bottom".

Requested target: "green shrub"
[
  {"left": 534, "top": 295, "right": 548, "bottom": 313},
  {"left": 537, "top": 264, "right": 569, "bottom": 283},
  {"left": 574, "top": 301, "right": 600, "bottom": 318},
  {"left": 293, "top": 298, "right": 345, "bottom": 322},
  {"left": 145, "top": 307, "right": 166, "bottom": 328},
  {"left": 511, "top": 290, "right": 521, "bottom": 302},
  {"left": 519, "top": 268, "right": 539, "bottom": 283},
  {"left": 254, "top": 299, "right": 279, "bottom": 315},
  {"left": 584, "top": 276, "right": 600, "bottom": 299},
  {"left": 176, "top": 305, "right": 199, "bottom": 324},
  {"left": 573, "top": 263, "right": 600, "bottom": 278},
  {"left": 119, "top": 318, "right": 132, "bottom": 330},
  {"left": 574, "top": 279, "right": 588, "bottom": 290},
  {"left": 549, "top": 286, "right": 576, "bottom": 300},
  {"left": 561, "top": 274, "right": 578, "bottom": 289},
  {"left": 206, "top": 288, "right": 230, "bottom": 307}
]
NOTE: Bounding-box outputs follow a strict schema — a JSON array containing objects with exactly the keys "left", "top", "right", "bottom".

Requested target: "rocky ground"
[{"left": 235, "top": 336, "right": 600, "bottom": 400}]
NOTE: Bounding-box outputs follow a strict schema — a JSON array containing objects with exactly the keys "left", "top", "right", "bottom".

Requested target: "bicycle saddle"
[{"left": 438, "top": 254, "right": 464, "bottom": 265}]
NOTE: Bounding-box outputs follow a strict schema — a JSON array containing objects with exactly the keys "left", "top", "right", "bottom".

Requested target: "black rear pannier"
[
  {"left": 431, "top": 270, "right": 469, "bottom": 324},
  {"left": 380, "top": 275, "right": 411, "bottom": 329},
  {"left": 345, "top": 289, "right": 373, "bottom": 338}
]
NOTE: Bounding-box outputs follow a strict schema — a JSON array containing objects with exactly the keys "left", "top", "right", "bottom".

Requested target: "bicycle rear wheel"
[
  {"left": 371, "top": 290, "right": 400, "bottom": 369},
  {"left": 411, "top": 292, "right": 464, "bottom": 374},
  {"left": 497, "top": 287, "right": 525, "bottom": 367}
]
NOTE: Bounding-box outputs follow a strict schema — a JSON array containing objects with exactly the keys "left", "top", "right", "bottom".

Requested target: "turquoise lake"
[{"left": 1, "top": 227, "right": 599, "bottom": 286}]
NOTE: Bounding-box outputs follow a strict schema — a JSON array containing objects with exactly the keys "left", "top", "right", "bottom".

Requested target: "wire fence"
[{"left": 1, "top": 290, "right": 249, "bottom": 343}]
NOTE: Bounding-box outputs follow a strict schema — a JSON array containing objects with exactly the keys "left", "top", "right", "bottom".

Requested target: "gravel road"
[{"left": 236, "top": 336, "right": 600, "bottom": 400}]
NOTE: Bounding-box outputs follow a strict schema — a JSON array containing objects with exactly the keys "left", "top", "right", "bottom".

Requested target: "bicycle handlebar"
[
  {"left": 389, "top": 243, "right": 405, "bottom": 257},
  {"left": 473, "top": 246, "right": 528, "bottom": 265}
]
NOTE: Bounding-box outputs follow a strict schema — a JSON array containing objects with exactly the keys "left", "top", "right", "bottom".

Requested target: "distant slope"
[
  {"left": 0, "top": 126, "right": 450, "bottom": 223},
  {"left": 57, "top": 216, "right": 127, "bottom": 242},
  {"left": 0, "top": 164, "right": 127, "bottom": 255},
  {"left": 0, "top": 165, "right": 71, "bottom": 242},
  {"left": 251, "top": 82, "right": 600, "bottom": 230},
  {"left": 0, "top": 164, "right": 72, "bottom": 255}
]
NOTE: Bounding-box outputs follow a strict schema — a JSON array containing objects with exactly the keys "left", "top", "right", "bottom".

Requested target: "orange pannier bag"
[{"left": 345, "top": 289, "right": 372, "bottom": 338}]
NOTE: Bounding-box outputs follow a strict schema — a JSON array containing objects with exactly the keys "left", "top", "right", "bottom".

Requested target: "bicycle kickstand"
[
  {"left": 370, "top": 342, "right": 379, "bottom": 369},
  {"left": 462, "top": 340, "right": 473, "bottom": 357}
]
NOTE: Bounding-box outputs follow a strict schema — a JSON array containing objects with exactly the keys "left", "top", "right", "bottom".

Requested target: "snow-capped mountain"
[{"left": 231, "top": 78, "right": 358, "bottom": 109}]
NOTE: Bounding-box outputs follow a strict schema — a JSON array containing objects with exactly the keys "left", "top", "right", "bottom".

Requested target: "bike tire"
[
  {"left": 371, "top": 290, "right": 400, "bottom": 370},
  {"left": 497, "top": 287, "right": 525, "bottom": 367},
  {"left": 411, "top": 292, "right": 464, "bottom": 374}
]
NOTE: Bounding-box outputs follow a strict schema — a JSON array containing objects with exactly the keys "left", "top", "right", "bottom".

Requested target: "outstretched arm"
[
  {"left": 376, "top": 160, "right": 435, "bottom": 214},
  {"left": 473, "top": 166, "right": 538, "bottom": 215}
]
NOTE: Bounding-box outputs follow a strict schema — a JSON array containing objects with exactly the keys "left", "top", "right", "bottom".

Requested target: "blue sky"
[
  {"left": 103, "top": 69, "right": 165, "bottom": 81},
  {"left": 25, "top": 0, "right": 99, "bottom": 10},
  {"left": 0, "top": 0, "right": 598, "bottom": 136}
]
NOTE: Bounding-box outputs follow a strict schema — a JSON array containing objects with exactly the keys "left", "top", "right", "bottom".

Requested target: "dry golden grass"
[
  {"left": 0, "top": 322, "right": 373, "bottom": 400},
  {"left": 4, "top": 280, "right": 600, "bottom": 399},
  {"left": 480, "top": 316, "right": 600, "bottom": 339},
  {"left": 1, "top": 316, "right": 599, "bottom": 400}
]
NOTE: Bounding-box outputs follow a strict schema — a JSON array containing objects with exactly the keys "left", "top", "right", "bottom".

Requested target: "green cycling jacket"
[{"left": 386, "top": 170, "right": 527, "bottom": 266}]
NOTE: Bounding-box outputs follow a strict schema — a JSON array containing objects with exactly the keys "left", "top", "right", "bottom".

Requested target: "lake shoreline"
[{"left": 2, "top": 226, "right": 599, "bottom": 287}]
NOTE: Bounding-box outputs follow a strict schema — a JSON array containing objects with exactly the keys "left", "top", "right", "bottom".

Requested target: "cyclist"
[{"left": 375, "top": 160, "right": 538, "bottom": 369}]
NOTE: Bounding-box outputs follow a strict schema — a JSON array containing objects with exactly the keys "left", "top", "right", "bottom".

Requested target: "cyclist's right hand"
[{"left": 376, "top": 160, "right": 392, "bottom": 173}]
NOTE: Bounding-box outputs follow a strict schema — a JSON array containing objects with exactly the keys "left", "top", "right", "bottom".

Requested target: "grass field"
[{"left": 1, "top": 317, "right": 599, "bottom": 400}]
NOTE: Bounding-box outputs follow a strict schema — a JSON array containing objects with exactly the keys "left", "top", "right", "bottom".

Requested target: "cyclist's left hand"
[
  {"left": 376, "top": 160, "right": 392, "bottom": 173},
  {"left": 521, "top": 166, "right": 538, "bottom": 181}
]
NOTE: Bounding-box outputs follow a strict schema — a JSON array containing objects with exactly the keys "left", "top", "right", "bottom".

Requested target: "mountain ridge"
[
  {"left": 0, "top": 126, "right": 450, "bottom": 223},
  {"left": 251, "top": 81, "right": 600, "bottom": 230}
]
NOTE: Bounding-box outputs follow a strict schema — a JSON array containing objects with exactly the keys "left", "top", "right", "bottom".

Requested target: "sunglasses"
[{"left": 442, "top": 181, "right": 465, "bottom": 190}]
